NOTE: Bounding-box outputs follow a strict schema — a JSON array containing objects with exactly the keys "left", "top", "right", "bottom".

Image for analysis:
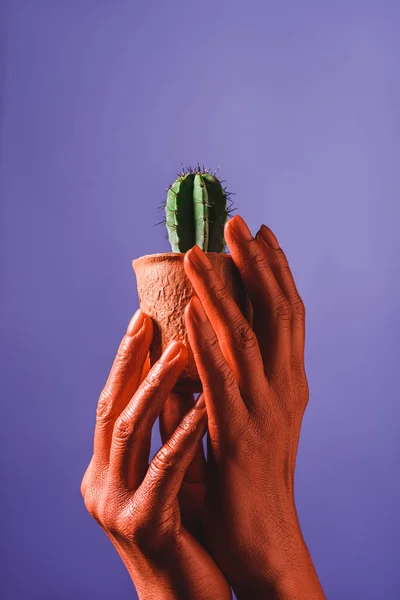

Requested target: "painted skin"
[
  {"left": 81, "top": 215, "right": 326, "bottom": 599},
  {"left": 80, "top": 320, "right": 232, "bottom": 600}
]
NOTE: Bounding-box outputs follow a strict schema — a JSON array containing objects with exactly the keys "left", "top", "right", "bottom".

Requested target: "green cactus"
[{"left": 159, "top": 164, "right": 235, "bottom": 253}]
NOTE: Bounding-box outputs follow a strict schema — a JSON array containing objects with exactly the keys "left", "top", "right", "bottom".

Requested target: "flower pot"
[{"left": 132, "top": 252, "right": 253, "bottom": 394}]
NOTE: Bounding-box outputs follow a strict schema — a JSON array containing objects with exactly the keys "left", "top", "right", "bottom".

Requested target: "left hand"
[{"left": 80, "top": 313, "right": 232, "bottom": 600}]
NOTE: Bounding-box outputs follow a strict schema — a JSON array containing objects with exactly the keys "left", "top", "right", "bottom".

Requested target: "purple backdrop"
[{"left": 0, "top": 1, "right": 399, "bottom": 599}]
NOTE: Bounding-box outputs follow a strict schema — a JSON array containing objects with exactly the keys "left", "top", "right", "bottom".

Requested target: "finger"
[
  {"left": 108, "top": 340, "right": 188, "bottom": 491},
  {"left": 136, "top": 400, "right": 208, "bottom": 512},
  {"left": 256, "top": 226, "right": 309, "bottom": 479},
  {"left": 185, "top": 296, "right": 248, "bottom": 451},
  {"left": 159, "top": 391, "right": 206, "bottom": 485},
  {"left": 224, "top": 215, "right": 292, "bottom": 378},
  {"left": 93, "top": 309, "right": 153, "bottom": 468},
  {"left": 256, "top": 224, "right": 306, "bottom": 371},
  {"left": 159, "top": 391, "right": 207, "bottom": 536},
  {"left": 183, "top": 246, "right": 268, "bottom": 409}
]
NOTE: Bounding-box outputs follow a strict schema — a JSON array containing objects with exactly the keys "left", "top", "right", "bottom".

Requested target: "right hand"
[
  {"left": 80, "top": 309, "right": 232, "bottom": 600},
  {"left": 181, "top": 216, "right": 326, "bottom": 600}
]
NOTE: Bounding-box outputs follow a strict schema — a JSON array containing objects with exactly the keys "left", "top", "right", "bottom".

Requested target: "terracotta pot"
[{"left": 132, "top": 252, "right": 253, "bottom": 394}]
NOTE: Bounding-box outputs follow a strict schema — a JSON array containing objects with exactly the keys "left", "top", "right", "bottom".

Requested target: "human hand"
[
  {"left": 182, "top": 215, "right": 326, "bottom": 600},
  {"left": 80, "top": 312, "right": 232, "bottom": 600}
]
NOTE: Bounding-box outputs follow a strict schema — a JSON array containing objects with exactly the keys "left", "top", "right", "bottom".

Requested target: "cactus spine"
[{"left": 162, "top": 164, "right": 234, "bottom": 253}]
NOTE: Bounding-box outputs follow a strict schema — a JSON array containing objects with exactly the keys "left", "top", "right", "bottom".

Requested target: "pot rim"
[{"left": 132, "top": 251, "right": 232, "bottom": 267}]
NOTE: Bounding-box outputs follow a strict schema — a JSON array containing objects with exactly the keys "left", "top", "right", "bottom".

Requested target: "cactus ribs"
[{"left": 156, "top": 163, "right": 236, "bottom": 253}]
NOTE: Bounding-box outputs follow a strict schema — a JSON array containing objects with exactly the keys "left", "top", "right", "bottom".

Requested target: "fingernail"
[
  {"left": 229, "top": 215, "right": 253, "bottom": 241},
  {"left": 259, "top": 224, "right": 280, "bottom": 249},
  {"left": 189, "top": 296, "right": 208, "bottom": 324},
  {"left": 126, "top": 309, "right": 145, "bottom": 336},
  {"left": 194, "top": 392, "right": 206, "bottom": 409},
  {"left": 187, "top": 245, "right": 211, "bottom": 270},
  {"left": 159, "top": 340, "right": 187, "bottom": 364}
]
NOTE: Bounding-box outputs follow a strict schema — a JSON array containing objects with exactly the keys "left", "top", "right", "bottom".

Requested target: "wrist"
[
  {"left": 108, "top": 539, "right": 181, "bottom": 600},
  {"left": 232, "top": 524, "right": 325, "bottom": 600},
  {"left": 117, "top": 536, "right": 227, "bottom": 600},
  {"left": 234, "top": 561, "right": 325, "bottom": 600},
  {"left": 121, "top": 547, "right": 189, "bottom": 600}
]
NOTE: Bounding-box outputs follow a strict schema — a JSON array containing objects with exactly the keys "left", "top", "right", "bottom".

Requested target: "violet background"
[{"left": 0, "top": 1, "right": 399, "bottom": 599}]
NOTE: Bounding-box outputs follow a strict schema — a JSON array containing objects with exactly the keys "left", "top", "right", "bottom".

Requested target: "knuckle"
[
  {"left": 251, "top": 246, "right": 268, "bottom": 268},
  {"left": 140, "top": 363, "right": 164, "bottom": 393},
  {"left": 200, "top": 330, "right": 220, "bottom": 353},
  {"left": 147, "top": 364, "right": 164, "bottom": 386},
  {"left": 96, "top": 388, "right": 115, "bottom": 424},
  {"left": 113, "top": 414, "right": 134, "bottom": 442},
  {"left": 232, "top": 317, "right": 259, "bottom": 352},
  {"left": 177, "top": 415, "right": 197, "bottom": 436},
  {"left": 209, "top": 279, "right": 230, "bottom": 303},
  {"left": 150, "top": 446, "right": 175, "bottom": 475},
  {"left": 115, "top": 336, "right": 134, "bottom": 364},
  {"left": 272, "top": 295, "right": 292, "bottom": 322},
  {"left": 291, "top": 296, "right": 306, "bottom": 319},
  {"left": 276, "top": 251, "right": 289, "bottom": 269}
]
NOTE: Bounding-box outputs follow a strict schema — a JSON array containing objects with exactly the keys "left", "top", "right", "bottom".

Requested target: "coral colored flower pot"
[{"left": 132, "top": 252, "right": 253, "bottom": 394}]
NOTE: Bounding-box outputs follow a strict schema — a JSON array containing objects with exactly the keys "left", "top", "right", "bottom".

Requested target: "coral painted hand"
[
  {"left": 177, "top": 215, "right": 326, "bottom": 599},
  {"left": 80, "top": 314, "right": 232, "bottom": 600},
  {"left": 81, "top": 211, "right": 325, "bottom": 599}
]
